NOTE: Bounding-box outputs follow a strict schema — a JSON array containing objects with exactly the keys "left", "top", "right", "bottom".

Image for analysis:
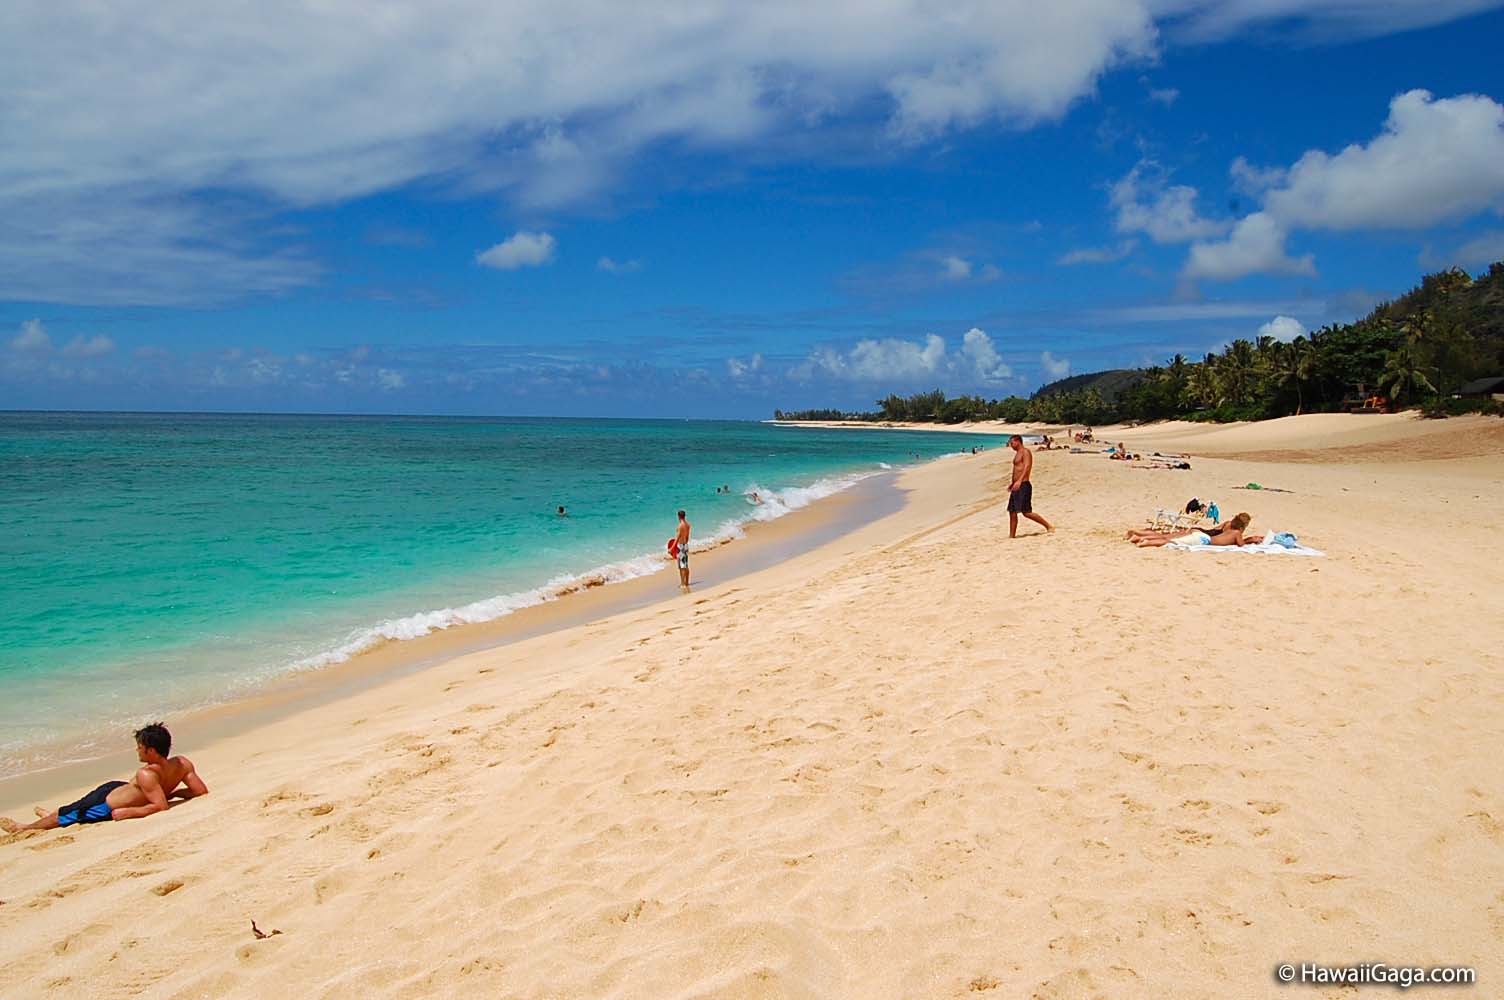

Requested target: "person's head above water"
[
  {"left": 557, "top": 505, "right": 565, "bottom": 515},
  {"left": 133, "top": 721, "right": 171, "bottom": 762}
]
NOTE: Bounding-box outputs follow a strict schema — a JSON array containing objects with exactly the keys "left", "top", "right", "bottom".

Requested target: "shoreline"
[
  {"left": 3, "top": 414, "right": 1501, "bottom": 998},
  {"left": 0, "top": 463, "right": 920, "bottom": 811}
]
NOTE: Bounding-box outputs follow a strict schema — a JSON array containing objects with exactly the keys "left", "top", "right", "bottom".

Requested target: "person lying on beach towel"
[
  {"left": 0, "top": 722, "right": 208, "bottom": 834},
  {"left": 1167, "top": 531, "right": 1324, "bottom": 556},
  {"left": 1131, "top": 512, "right": 1251, "bottom": 548}
]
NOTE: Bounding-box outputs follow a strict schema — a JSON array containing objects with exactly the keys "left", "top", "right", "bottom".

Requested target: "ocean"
[{"left": 0, "top": 412, "right": 999, "bottom": 776}]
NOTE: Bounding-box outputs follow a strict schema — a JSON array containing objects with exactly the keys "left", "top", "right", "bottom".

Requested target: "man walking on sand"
[
  {"left": 1, "top": 722, "right": 208, "bottom": 834},
  {"left": 675, "top": 509, "right": 691, "bottom": 593},
  {"left": 1007, "top": 434, "right": 1054, "bottom": 538}
]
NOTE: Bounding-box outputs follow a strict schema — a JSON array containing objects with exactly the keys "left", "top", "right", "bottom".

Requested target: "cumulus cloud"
[
  {"left": 1257, "top": 315, "right": 1306, "bottom": 341},
  {"left": 1059, "top": 239, "right": 1138, "bottom": 265},
  {"left": 477, "top": 232, "right": 557, "bottom": 271},
  {"left": 61, "top": 334, "right": 115, "bottom": 357},
  {"left": 960, "top": 328, "right": 1012, "bottom": 380},
  {"left": 376, "top": 368, "right": 406, "bottom": 390},
  {"left": 1147, "top": 86, "right": 1179, "bottom": 106},
  {"left": 1183, "top": 212, "right": 1315, "bottom": 280},
  {"left": 597, "top": 256, "right": 642, "bottom": 274},
  {"left": 10, "top": 319, "right": 51, "bottom": 353},
  {"left": 1040, "top": 351, "right": 1071, "bottom": 380},
  {"left": 1191, "top": 90, "right": 1504, "bottom": 281},
  {"left": 1111, "top": 162, "right": 1228, "bottom": 243},
  {"left": 801, "top": 328, "right": 1011, "bottom": 384},
  {"left": 1259, "top": 90, "right": 1504, "bottom": 231}
]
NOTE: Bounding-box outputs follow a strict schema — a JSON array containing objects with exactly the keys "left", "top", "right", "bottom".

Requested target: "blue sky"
[{"left": 3, "top": 1, "right": 1503, "bottom": 417}]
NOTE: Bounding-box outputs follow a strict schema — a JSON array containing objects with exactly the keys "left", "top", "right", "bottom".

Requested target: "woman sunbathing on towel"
[{"left": 1129, "top": 512, "right": 1251, "bottom": 547}]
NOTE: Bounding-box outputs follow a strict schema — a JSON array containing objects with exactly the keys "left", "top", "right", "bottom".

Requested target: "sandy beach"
[{"left": 2, "top": 413, "right": 1502, "bottom": 999}]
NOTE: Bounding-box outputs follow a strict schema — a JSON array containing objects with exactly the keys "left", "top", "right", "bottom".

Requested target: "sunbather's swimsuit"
[
  {"left": 1185, "top": 531, "right": 1212, "bottom": 545},
  {"left": 57, "top": 780, "right": 127, "bottom": 826},
  {"left": 1007, "top": 480, "right": 1033, "bottom": 513}
]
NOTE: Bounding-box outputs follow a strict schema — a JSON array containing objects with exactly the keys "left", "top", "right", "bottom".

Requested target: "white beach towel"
[{"left": 1166, "top": 538, "right": 1325, "bottom": 557}]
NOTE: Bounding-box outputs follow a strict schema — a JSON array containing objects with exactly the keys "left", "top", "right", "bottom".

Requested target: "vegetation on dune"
[{"left": 774, "top": 262, "right": 1504, "bottom": 425}]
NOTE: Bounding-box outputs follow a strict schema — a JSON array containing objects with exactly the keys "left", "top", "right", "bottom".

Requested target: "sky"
[{"left": 3, "top": 1, "right": 1504, "bottom": 418}]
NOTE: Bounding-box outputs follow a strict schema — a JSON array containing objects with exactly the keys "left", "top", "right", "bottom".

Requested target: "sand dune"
[{"left": 2, "top": 415, "right": 1501, "bottom": 998}]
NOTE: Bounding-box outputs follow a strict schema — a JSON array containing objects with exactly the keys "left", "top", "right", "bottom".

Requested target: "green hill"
[{"left": 1032, "top": 369, "right": 1146, "bottom": 402}]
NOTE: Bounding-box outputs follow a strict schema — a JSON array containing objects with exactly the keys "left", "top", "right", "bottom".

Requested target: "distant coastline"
[{"left": 775, "top": 262, "right": 1504, "bottom": 428}]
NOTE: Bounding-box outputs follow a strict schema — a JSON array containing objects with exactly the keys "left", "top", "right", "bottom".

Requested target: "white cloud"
[
  {"left": 597, "top": 256, "right": 642, "bottom": 274},
  {"left": 1040, "top": 351, "right": 1071, "bottom": 380},
  {"left": 376, "top": 369, "right": 406, "bottom": 390},
  {"left": 1452, "top": 230, "right": 1504, "bottom": 267},
  {"left": 1229, "top": 156, "right": 1285, "bottom": 196},
  {"left": 941, "top": 255, "right": 973, "bottom": 280},
  {"left": 61, "top": 334, "right": 115, "bottom": 357},
  {"left": 5, "top": 6, "right": 1497, "bottom": 305},
  {"left": 937, "top": 255, "right": 1000, "bottom": 283},
  {"left": 726, "top": 353, "right": 764, "bottom": 378},
  {"left": 1187, "top": 89, "right": 1504, "bottom": 281},
  {"left": 477, "top": 232, "right": 557, "bottom": 271},
  {"left": 1163, "top": 0, "right": 1504, "bottom": 43},
  {"left": 1183, "top": 212, "right": 1315, "bottom": 280},
  {"left": 1257, "top": 315, "right": 1306, "bottom": 342},
  {"left": 814, "top": 333, "right": 948, "bottom": 381},
  {"left": 802, "top": 328, "right": 1011, "bottom": 384},
  {"left": 1111, "top": 162, "right": 1228, "bottom": 243},
  {"left": 1260, "top": 90, "right": 1504, "bottom": 231},
  {"left": 1148, "top": 86, "right": 1179, "bottom": 106},
  {"left": 10, "top": 319, "right": 52, "bottom": 353},
  {"left": 1059, "top": 239, "right": 1137, "bottom": 265},
  {"left": 960, "top": 328, "right": 1012, "bottom": 380}
]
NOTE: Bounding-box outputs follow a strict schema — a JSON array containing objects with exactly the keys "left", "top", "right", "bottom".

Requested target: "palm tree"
[
  {"left": 1184, "top": 356, "right": 1216, "bottom": 408},
  {"left": 1380, "top": 343, "right": 1436, "bottom": 407},
  {"left": 1272, "top": 337, "right": 1314, "bottom": 414},
  {"left": 1219, "top": 339, "right": 1257, "bottom": 406}
]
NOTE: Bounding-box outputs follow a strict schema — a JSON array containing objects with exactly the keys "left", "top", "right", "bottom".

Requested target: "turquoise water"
[{"left": 0, "top": 412, "right": 997, "bottom": 774}]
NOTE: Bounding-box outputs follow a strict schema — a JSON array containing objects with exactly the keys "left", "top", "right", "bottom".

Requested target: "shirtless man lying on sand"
[{"left": 1, "top": 722, "right": 208, "bottom": 833}]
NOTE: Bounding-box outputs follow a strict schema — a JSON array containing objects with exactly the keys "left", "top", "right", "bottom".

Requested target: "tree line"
[{"left": 774, "top": 263, "right": 1504, "bottom": 425}]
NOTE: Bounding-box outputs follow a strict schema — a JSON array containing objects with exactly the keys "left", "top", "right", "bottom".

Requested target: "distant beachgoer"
[
  {"left": 557, "top": 505, "right": 567, "bottom": 516},
  {"left": 1, "top": 723, "right": 208, "bottom": 834},
  {"left": 1006, "top": 434, "right": 1054, "bottom": 538},
  {"left": 675, "top": 509, "right": 691, "bottom": 593},
  {"left": 750, "top": 492, "right": 761, "bottom": 505}
]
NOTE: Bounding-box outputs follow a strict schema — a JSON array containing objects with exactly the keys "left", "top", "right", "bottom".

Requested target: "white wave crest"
[{"left": 280, "top": 469, "right": 885, "bottom": 677}]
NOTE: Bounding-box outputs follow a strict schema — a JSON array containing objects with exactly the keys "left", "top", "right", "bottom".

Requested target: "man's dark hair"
[
  {"left": 1009, "top": 434, "right": 1023, "bottom": 443},
  {"left": 677, "top": 509, "right": 686, "bottom": 519},
  {"left": 133, "top": 722, "right": 171, "bottom": 757}
]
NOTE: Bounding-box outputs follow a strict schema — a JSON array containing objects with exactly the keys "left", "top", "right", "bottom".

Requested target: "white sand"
[{"left": 2, "top": 414, "right": 1501, "bottom": 998}]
